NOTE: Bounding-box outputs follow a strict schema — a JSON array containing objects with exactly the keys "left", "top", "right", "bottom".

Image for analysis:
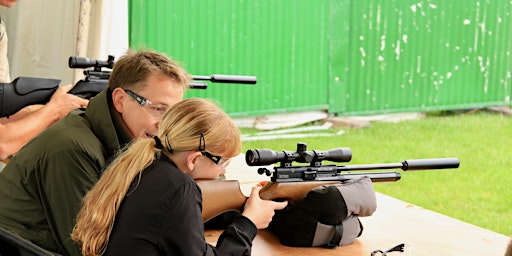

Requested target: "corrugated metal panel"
[
  {"left": 331, "top": 0, "right": 512, "bottom": 115},
  {"left": 129, "top": 0, "right": 512, "bottom": 117},
  {"left": 129, "top": 0, "right": 331, "bottom": 117}
]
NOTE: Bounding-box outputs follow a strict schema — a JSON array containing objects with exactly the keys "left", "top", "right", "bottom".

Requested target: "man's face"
[{"left": 112, "top": 72, "right": 184, "bottom": 139}]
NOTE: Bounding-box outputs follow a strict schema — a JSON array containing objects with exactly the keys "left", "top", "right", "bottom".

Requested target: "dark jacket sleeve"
[
  {"left": 159, "top": 181, "right": 257, "bottom": 256},
  {"left": 214, "top": 214, "right": 258, "bottom": 256}
]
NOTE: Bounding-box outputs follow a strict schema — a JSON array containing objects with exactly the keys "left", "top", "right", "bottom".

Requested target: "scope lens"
[
  {"left": 246, "top": 150, "right": 256, "bottom": 165},
  {"left": 245, "top": 149, "right": 283, "bottom": 166}
]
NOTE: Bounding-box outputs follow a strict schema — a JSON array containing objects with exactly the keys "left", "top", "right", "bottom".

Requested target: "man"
[
  {"left": 0, "top": 49, "right": 191, "bottom": 255},
  {"left": 0, "top": 0, "right": 89, "bottom": 164}
]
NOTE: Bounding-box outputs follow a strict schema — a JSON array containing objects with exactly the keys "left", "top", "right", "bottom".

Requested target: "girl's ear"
[{"left": 186, "top": 151, "right": 203, "bottom": 171}]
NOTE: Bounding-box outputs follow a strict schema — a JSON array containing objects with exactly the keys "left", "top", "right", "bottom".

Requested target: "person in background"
[
  {"left": 0, "top": 49, "right": 190, "bottom": 255},
  {"left": 72, "top": 98, "right": 288, "bottom": 256},
  {"left": 0, "top": 0, "right": 89, "bottom": 164}
]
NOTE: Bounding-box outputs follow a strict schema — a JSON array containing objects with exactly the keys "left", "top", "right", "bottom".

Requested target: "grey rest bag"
[{"left": 267, "top": 176, "right": 377, "bottom": 248}]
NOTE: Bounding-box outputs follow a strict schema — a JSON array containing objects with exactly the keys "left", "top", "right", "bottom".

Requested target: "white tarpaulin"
[{"left": 0, "top": 0, "right": 128, "bottom": 86}]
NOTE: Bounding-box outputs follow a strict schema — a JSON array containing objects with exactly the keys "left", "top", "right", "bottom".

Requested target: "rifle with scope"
[
  {"left": 68, "top": 55, "right": 257, "bottom": 97},
  {"left": 198, "top": 142, "right": 460, "bottom": 222},
  {"left": 246, "top": 142, "right": 459, "bottom": 183},
  {"left": 0, "top": 55, "right": 257, "bottom": 118}
]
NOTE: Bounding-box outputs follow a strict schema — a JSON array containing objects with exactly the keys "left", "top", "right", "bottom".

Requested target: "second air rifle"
[
  {"left": 68, "top": 55, "right": 257, "bottom": 97},
  {"left": 198, "top": 142, "right": 460, "bottom": 222},
  {"left": 0, "top": 55, "right": 257, "bottom": 118}
]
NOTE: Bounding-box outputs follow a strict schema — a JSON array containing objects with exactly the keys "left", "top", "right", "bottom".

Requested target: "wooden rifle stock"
[
  {"left": 197, "top": 179, "right": 341, "bottom": 222},
  {"left": 198, "top": 180, "right": 247, "bottom": 223}
]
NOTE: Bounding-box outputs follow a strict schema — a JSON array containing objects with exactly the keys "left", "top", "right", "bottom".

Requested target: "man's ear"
[
  {"left": 186, "top": 151, "right": 203, "bottom": 171},
  {"left": 111, "top": 88, "right": 126, "bottom": 113}
]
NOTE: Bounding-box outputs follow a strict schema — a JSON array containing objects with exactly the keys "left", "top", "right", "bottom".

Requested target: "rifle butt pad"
[{"left": 0, "top": 77, "right": 60, "bottom": 118}]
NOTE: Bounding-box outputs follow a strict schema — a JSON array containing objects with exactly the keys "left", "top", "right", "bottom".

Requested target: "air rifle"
[
  {"left": 0, "top": 55, "right": 257, "bottom": 118},
  {"left": 68, "top": 55, "right": 257, "bottom": 96},
  {"left": 198, "top": 143, "right": 460, "bottom": 222}
]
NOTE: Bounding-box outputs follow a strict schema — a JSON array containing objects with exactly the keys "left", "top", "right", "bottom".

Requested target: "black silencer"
[
  {"left": 192, "top": 75, "right": 257, "bottom": 84},
  {"left": 402, "top": 158, "right": 460, "bottom": 171}
]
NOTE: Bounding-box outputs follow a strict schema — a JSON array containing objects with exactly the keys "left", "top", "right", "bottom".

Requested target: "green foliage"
[{"left": 240, "top": 111, "right": 512, "bottom": 235}]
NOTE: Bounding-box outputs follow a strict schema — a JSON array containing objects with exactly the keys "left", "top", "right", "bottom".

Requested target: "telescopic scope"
[
  {"left": 69, "top": 55, "right": 115, "bottom": 69},
  {"left": 245, "top": 147, "right": 352, "bottom": 166}
]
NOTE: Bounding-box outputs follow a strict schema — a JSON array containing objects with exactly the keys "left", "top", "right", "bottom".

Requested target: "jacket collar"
[{"left": 85, "top": 89, "right": 131, "bottom": 157}]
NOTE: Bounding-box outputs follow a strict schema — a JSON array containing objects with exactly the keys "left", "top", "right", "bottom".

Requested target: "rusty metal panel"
[
  {"left": 331, "top": 0, "right": 512, "bottom": 115},
  {"left": 129, "top": 0, "right": 331, "bottom": 117}
]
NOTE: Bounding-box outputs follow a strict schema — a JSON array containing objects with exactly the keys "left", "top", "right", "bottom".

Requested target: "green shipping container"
[{"left": 129, "top": 0, "right": 512, "bottom": 117}]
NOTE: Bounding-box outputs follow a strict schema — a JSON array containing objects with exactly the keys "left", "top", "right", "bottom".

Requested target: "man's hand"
[{"left": 45, "top": 84, "right": 89, "bottom": 119}]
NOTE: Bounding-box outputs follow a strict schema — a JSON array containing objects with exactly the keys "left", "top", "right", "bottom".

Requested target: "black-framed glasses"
[
  {"left": 198, "top": 133, "right": 231, "bottom": 170},
  {"left": 201, "top": 151, "right": 222, "bottom": 164},
  {"left": 202, "top": 151, "right": 231, "bottom": 170},
  {"left": 124, "top": 89, "right": 168, "bottom": 120}
]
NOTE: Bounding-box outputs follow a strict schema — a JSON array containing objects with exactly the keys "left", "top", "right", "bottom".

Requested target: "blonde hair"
[
  {"left": 107, "top": 49, "right": 191, "bottom": 92},
  {"left": 71, "top": 98, "right": 241, "bottom": 256}
]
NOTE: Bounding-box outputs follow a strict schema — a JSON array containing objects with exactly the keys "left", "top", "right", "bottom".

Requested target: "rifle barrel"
[
  {"left": 272, "top": 171, "right": 401, "bottom": 183},
  {"left": 267, "top": 158, "right": 459, "bottom": 183},
  {"left": 332, "top": 158, "right": 460, "bottom": 172},
  {"left": 332, "top": 172, "right": 402, "bottom": 182}
]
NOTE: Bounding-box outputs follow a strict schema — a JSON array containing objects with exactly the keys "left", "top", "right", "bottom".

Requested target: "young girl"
[{"left": 72, "top": 98, "right": 287, "bottom": 256}]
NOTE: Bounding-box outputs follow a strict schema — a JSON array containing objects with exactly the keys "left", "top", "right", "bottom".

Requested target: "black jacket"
[{"left": 105, "top": 154, "right": 258, "bottom": 255}]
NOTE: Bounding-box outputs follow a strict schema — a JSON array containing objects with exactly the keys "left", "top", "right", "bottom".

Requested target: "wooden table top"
[
  {"left": 206, "top": 192, "right": 510, "bottom": 255},
  {"left": 205, "top": 155, "right": 510, "bottom": 256}
]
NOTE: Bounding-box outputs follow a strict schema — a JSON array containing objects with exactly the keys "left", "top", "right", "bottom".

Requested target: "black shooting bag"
[{"left": 267, "top": 176, "right": 377, "bottom": 248}]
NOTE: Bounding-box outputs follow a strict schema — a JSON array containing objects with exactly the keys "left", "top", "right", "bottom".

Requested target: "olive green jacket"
[{"left": 0, "top": 90, "right": 130, "bottom": 256}]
